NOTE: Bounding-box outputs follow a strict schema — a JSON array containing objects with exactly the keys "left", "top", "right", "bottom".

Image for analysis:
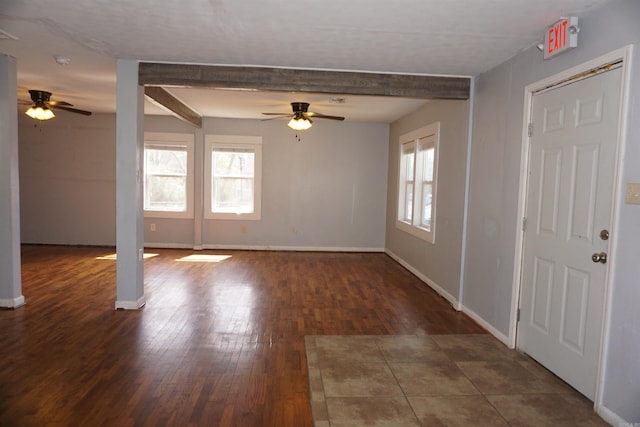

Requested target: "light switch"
[{"left": 625, "top": 183, "right": 640, "bottom": 205}]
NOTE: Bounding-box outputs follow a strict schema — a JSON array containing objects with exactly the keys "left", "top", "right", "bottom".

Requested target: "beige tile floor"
[{"left": 305, "top": 335, "right": 609, "bottom": 426}]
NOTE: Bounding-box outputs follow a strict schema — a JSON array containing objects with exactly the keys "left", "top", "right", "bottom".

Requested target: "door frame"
[{"left": 511, "top": 45, "right": 633, "bottom": 408}]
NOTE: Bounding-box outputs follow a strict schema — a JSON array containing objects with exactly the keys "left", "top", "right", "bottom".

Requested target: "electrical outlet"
[
  {"left": 150, "top": 223, "right": 156, "bottom": 231},
  {"left": 625, "top": 183, "right": 640, "bottom": 205}
]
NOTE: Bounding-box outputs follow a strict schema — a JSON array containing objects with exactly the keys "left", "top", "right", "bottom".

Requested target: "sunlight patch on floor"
[
  {"left": 175, "top": 254, "right": 232, "bottom": 263},
  {"left": 96, "top": 253, "right": 159, "bottom": 260}
]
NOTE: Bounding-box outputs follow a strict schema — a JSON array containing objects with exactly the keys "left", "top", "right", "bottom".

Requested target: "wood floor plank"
[{"left": 0, "top": 246, "right": 486, "bottom": 426}]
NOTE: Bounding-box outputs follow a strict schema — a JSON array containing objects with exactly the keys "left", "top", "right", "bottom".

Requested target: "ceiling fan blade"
[
  {"left": 47, "top": 100, "right": 73, "bottom": 107},
  {"left": 263, "top": 103, "right": 345, "bottom": 125},
  {"left": 51, "top": 105, "right": 93, "bottom": 116},
  {"left": 261, "top": 115, "right": 291, "bottom": 121},
  {"left": 306, "top": 112, "right": 345, "bottom": 121}
]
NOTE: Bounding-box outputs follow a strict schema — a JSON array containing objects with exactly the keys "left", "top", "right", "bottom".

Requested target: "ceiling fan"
[
  {"left": 20, "top": 90, "right": 92, "bottom": 120},
  {"left": 262, "top": 102, "right": 344, "bottom": 130}
]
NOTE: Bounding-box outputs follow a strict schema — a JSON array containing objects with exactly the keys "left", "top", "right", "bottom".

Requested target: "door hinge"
[
  {"left": 528, "top": 123, "right": 533, "bottom": 137},
  {"left": 522, "top": 217, "right": 527, "bottom": 232},
  {"left": 517, "top": 308, "right": 521, "bottom": 322}
]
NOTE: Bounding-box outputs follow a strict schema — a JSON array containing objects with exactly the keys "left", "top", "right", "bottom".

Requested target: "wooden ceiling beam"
[
  {"left": 139, "top": 63, "right": 470, "bottom": 100},
  {"left": 144, "top": 86, "right": 202, "bottom": 128}
]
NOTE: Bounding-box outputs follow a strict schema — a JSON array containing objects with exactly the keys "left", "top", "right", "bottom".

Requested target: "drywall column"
[
  {"left": 0, "top": 54, "right": 24, "bottom": 308},
  {"left": 115, "top": 59, "right": 146, "bottom": 310},
  {"left": 193, "top": 127, "right": 204, "bottom": 250}
]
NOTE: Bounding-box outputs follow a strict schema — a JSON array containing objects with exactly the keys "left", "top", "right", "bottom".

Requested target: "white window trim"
[
  {"left": 204, "top": 134, "right": 263, "bottom": 221},
  {"left": 396, "top": 122, "right": 439, "bottom": 243},
  {"left": 143, "top": 132, "right": 195, "bottom": 219}
]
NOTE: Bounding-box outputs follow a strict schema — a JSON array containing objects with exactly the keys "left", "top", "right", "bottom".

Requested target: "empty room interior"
[{"left": 1, "top": 1, "right": 639, "bottom": 425}]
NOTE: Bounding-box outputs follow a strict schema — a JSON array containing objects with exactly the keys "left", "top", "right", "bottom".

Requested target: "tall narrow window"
[
  {"left": 397, "top": 122, "right": 439, "bottom": 243},
  {"left": 418, "top": 138, "right": 435, "bottom": 231},
  {"left": 144, "top": 133, "right": 194, "bottom": 219},
  {"left": 399, "top": 142, "right": 415, "bottom": 223},
  {"left": 205, "top": 135, "right": 262, "bottom": 220}
]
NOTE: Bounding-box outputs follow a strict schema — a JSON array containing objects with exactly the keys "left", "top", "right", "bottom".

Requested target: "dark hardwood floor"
[{"left": 1, "top": 245, "right": 485, "bottom": 426}]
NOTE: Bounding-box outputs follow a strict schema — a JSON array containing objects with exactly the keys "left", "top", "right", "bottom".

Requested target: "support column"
[
  {"left": 115, "top": 59, "right": 145, "bottom": 310},
  {"left": 193, "top": 128, "right": 204, "bottom": 250},
  {"left": 0, "top": 54, "right": 24, "bottom": 308}
]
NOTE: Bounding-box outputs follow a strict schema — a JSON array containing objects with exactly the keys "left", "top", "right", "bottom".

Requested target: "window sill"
[
  {"left": 396, "top": 220, "right": 434, "bottom": 244},
  {"left": 144, "top": 210, "right": 194, "bottom": 219},
  {"left": 206, "top": 212, "right": 261, "bottom": 221}
]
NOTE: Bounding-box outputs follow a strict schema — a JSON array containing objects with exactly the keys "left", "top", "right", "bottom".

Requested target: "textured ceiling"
[{"left": 1, "top": 0, "right": 612, "bottom": 123}]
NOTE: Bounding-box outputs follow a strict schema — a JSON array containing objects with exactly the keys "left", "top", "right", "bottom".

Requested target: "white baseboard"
[
  {"left": 0, "top": 295, "right": 25, "bottom": 309},
  {"left": 384, "top": 248, "right": 460, "bottom": 310},
  {"left": 202, "top": 244, "right": 385, "bottom": 252},
  {"left": 115, "top": 296, "right": 146, "bottom": 310},
  {"left": 384, "top": 248, "right": 515, "bottom": 348},
  {"left": 144, "top": 243, "right": 193, "bottom": 249},
  {"left": 459, "top": 303, "right": 511, "bottom": 347},
  {"left": 596, "top": 403, "right": 628, "bottom": 426},
  {"left": 143, "top": 242, "right": 385, "bottom": 252}
]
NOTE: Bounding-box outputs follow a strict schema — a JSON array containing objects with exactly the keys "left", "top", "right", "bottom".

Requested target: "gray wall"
[
  {"left": 19, "top": 112, "right": 389, "bottom": 251},
  {"left": 199, "top": 118, "right": 389, "bottom": 250},
  {"left": 18, "top": 113, "right": 116, "bottom": 245},
  {"left": 385, "top": 100, "right": 470, "bottom": 302},
  {"left": 463, "top": 0, "right": 640, "bottom": 422}
]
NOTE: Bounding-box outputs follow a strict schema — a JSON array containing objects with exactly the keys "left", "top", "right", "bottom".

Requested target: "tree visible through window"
[
  {"left": 205, "top": 135, "right": 262, "bottom": 220},
  {"left": 212, "top": 149, "right": 255, "bottom": 213},
  {"left": 143, "top": 133, "right": 194, "bottom": 219},
  {"left": 400, "top": 143, "right": 415, "bottom": 223},
  {"left": 145, "top": 146, "right": 187, "bottom": 211},
  {"left": 419, "top": 142, "right": 435, "bottom": 230}
]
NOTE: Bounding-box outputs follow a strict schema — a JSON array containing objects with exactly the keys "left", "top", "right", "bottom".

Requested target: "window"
[
  {"left": 397, "top": 122, "right": 439, "bottom": 243},
  {"left": 143, "top": 132, "right": 194, "bottom": 218},
  {"left": 204, "top": 135, "right": 262, "bottom": 220}
]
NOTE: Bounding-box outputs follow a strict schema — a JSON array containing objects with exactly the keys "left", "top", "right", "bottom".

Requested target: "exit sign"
[{"left": 544, "top": 17, "right": 578, "bottom": 59}]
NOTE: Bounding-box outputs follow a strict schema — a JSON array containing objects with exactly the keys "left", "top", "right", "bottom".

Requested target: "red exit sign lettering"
[{"left": 544, "top": 17, "right": 578, "bottom": 59}]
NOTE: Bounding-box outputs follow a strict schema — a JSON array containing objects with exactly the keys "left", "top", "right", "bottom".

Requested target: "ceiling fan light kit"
[
  {"left": 25, "top": 104, "right": 55, "bottom": 120},
  {"left": 25, "top": 90, "right": 55, "bottom": 120},
  {"left": 22, "top": 89, "right": 92, "bottom": 120},
  {"left": 288, "top": 116, "right": 312, "bottom": 130},
  {"left": 24, "top": 105, "right": 56, "bottom": 120},
  {"left": 263, "top": 101, "right": 344, "bottom": 132}
]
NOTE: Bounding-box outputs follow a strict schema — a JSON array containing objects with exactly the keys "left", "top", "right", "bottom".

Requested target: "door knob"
[{"left": 592, "top": 252, "right": 607, "bottom": 264}]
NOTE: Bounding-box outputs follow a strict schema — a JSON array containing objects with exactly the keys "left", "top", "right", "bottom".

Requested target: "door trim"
[{"left": 511, "top": 45, "right": 633, "bottom": 409}]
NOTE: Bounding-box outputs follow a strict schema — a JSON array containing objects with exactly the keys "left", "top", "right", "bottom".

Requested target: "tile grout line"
[
  {"left": 316, "top": 338, "right": 330, "bottom": 427},
  {"left": 375, "top": 336, "right": 423, "bottom": 425},
  {"left": 452, "top": 359, "right": 513, "bottom": 426},
  {"left": 305, "top": 336, "right": 330, "bottom": 427},
  {"left": 307, "top": 335, "right": 607, "bottom": 426}
]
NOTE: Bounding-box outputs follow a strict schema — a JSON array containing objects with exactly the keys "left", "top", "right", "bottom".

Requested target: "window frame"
[
  {"left": 396, "top": 122, "right": 440, "bottom": 243},
  {"left": 204, "top": 134, "right": 263, "bottom": 221},
  {"left": 143, "top": 132, "right": 195, "bottom": 219}
]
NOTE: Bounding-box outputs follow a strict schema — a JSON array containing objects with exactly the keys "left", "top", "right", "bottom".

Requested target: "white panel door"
[{"left": 518, "top": 67, "right": 622, "bottom": 400}]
